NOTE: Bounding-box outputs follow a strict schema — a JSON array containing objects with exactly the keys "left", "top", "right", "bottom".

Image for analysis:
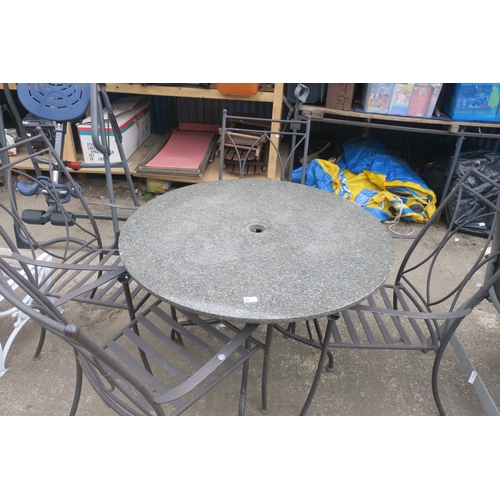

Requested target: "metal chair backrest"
[
  {"left": 218, "top": 109, "right": 312, "bottom": 182},
  {"left": 0, "top": 127, "right": 108, "bottom": 248},
  {"left": 1, "top": 85, "right": 145, "bottom": 350},
  {"left": 0, "top": 126, "right": 130, "bottom": 310},
  {"left": 0, "top": 85, "right": 139, "bottom": 254},
  {"left": 394, "top": 162, "right": 500, "bottom": 319}
]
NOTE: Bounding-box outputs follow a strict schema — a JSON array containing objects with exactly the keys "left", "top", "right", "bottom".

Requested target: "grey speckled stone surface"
[{"left": 119, "top": 179, "right": 395, "bottom": 323}]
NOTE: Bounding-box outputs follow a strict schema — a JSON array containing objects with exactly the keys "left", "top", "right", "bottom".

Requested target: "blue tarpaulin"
[{"left": 292, "top": 138, "right": 437, "bottom": 223}]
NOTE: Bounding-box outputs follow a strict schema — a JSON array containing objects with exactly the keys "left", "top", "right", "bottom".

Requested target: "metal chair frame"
[
  {"left": 0, "top": 256, "right": 268, "bottom": 415},
  {"left": 218, "top": 109, "right": 312, "bottom": 182},
  {"left": 273, "top": 163, "right": 500, "bottom": 415},
  {"left": 0, "top": 83, "right": 149, "bottom": 363},
  {"left": 217, "top": 110, "right": 312, "bottom": 414},
  {"left": 2, "top": 83, "right": 141, "bottom": 248}
]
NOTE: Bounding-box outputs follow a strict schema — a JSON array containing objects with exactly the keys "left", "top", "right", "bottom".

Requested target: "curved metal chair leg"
[
  {"left": 119, "top": 274, "right": 153, "bottom": 375},
  {"left": 326, "top": 351, "right": 335, "bottom": 373},
  {"left": 432, "top": 333, "right": 454, "bottom": 416},
  {"left": 33, "top": 328, "right": 46, "bottom": 360},
  {"left": 313, "top": 318, "right": 335, "bottom": 372},
  {"left": 70, "top": 353, "right": 83, "bottom": 416},
  {"left": 239, "top": 339, "right": 251, "bottom": 416},
  {"left": 170, "top": 306, "right": 184, "bottom": 346},
  {"left": 261, "top": 324, "right": 274, "bottom": 414},
  {"left": 300, "top": 317, "right": 334, "bottom": 416}
]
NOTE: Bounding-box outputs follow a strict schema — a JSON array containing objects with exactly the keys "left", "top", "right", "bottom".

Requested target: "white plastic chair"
[{"left": 0, "top": 250, "right": 52, "bottom": 376}]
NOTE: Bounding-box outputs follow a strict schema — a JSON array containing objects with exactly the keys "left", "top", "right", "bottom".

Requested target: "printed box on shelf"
[
  {"left": 388, "top": 84, "right": 443, "bottom": 118},
  {"left": 361, "top": 84, "right": 393, "bottom": 114},
  {"left": 389, "top": 84, "right": 413, "bottom": 116},
  {"left": 363, "top": 83, "right": 443, "bottom": 118},
  {"left": 407, "top": 84, "right": 443, "bottom": 118},
  {"left": 444, "top": 83, "right": 500, "bottom": 122}
]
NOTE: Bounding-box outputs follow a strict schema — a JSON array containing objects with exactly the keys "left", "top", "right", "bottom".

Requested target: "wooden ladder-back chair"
[{"left": 273, "top": 161, "right": 500, "bottom": 415}]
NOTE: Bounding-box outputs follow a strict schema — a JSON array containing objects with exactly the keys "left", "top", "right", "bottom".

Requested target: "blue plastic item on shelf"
[{"left": 444, "top": 83, "right": 500, "bottom": 122}]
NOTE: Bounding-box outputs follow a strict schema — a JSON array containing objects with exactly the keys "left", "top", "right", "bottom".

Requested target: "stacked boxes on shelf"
[
  {"left": 361, "top": 83, "right": 443, "bottom": 118},
  {"left": 443, "top": 83, "right": 500, "bottom": 122}
]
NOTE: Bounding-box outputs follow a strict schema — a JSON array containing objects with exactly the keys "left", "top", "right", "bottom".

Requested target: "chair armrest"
[
  {"left": 13, "top": 253, "right": 124, "bottom": 272},
  {"left": 153, "top": 323, "right": 258, "bottom": 404},
  {"left": 86, "top": 201, "right": 141, "bottom": 210},
  {"left": 351, "top": 304, "right": 472, "bottom": 320}
]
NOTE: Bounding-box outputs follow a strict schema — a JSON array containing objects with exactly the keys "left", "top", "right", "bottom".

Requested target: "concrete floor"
[{"left": 1, "top": 178, "right": 500, "bottom": 416}]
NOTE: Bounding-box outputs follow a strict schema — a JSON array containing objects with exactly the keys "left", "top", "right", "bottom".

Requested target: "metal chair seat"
[
  {"left": 16, "top": 83, "right": 90, "bottom": 123},
  {"left": 276, "top": 162, "right": 500, "bottom": 415},
  {"left": 94, "top": 304, "right": 264, "bottom": 415},
  {"left": 0, "top": 257, "right": 267, "bottom": 415},
  {"left": 327, "top": 282, "right": 470, "bottom": 352},
  {"left": 11, "top": 245, "right": 139, "bottom": 310}
]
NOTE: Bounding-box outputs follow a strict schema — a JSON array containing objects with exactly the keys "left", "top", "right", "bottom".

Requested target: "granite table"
[
  {"left": 119, "top": 179, "right": 395, "bottom": 324},
  {"left": 119, "top": 178, "right": 395, "bottom": 413}
]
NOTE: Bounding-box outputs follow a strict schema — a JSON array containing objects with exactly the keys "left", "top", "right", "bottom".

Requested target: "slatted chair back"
[{"left": 0, "top": 256, "right": 159, "bottom": 415}]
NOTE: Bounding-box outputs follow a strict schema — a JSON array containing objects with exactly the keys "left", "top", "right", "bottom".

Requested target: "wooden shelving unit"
[
  {"left": 107, "top": 83, "right": 285, "bottom": 182},
  {"left": 3, "top": 83, "right": 285, "bottom": 183}
]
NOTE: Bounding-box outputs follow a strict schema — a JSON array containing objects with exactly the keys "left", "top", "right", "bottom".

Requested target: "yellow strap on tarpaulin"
[{"left": 315, "top": 158, "right": 436, "bottom": 223}]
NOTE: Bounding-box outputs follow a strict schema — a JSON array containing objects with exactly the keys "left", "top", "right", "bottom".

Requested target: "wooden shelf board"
[
  {"left": 106, "top": 84, "right": 277, "bottom": 103},
  {"left": 300, "top": 104, "right": 500, "bottom": 129},
  {"left": 3, "top": 84, "right": 285, "bottom": 181}
]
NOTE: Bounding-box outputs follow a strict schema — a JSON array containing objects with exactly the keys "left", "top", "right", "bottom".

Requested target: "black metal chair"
[
  {"left": 217, "top": 109, "right": 314, "bottom": 414},
  {"left": 218, "top": 109, "right": 312, "bottom": 182},
  {"left": 0, "top": 255, "right": 267, "bottom": 415},
  {"left": 0, "top": 84, "right": 149, "bottom": 360},
  {"left": 273, "top": 161, "right": 500, "bottom": 415}
]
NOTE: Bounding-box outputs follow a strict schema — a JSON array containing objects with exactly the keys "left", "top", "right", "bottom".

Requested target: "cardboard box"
[
  {"left": 77, "top": 96, "right": 151, "bottom": 163},
  {"left": 325, "top": 83, "right": 355, "bottom": 111}
]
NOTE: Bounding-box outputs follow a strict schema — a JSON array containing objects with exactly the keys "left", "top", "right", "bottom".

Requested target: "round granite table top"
[{"left": 119, "top": 179, "right": 395, "bottom": 324}]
